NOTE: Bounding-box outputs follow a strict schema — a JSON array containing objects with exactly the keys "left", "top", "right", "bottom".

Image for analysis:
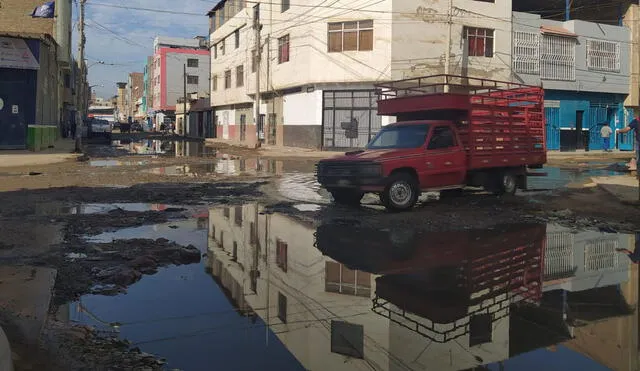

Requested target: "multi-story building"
[
  {"left": 116, "top": 82, "right": 127, "bottom": 122},
  {"left": 127, "top": 72, "right": 144, "bottom": 120},
  {"left": 150, "top": 36, "right": 210, "bottom": 126},
  {"left": 511, "top": 8, "right": 632, "bottom": 151},
  {"left": 142, "top": 56, "right": 154, "bottom": 119},
  {"left": 208, "top": 0, "right": 640, "bottom": 152},
  {"left": 208, "top": 0, "right": 513, "bottom": 149}
]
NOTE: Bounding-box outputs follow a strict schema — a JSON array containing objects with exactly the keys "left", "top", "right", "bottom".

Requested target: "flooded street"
[{"left": 1, "top": 137, "right": 639, "bottom": 370}]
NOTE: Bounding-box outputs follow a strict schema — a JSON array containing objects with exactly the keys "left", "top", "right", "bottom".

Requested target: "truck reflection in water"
[{"left": 207, "top": 203, "right": 637, "bottom": 371}]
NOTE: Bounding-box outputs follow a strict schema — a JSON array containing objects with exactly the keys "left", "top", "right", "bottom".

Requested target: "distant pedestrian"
[{"left": 600, "top": 123, "right": 613, "bottom": 152}]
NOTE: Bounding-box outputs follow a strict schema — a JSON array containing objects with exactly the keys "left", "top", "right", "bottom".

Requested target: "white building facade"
[{"left": 208, "top": 0, "right": 513, "bottom": 149}]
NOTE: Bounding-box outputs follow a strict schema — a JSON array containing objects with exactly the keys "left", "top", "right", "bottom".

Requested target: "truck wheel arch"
[{"left": 389, "top": 167, "right": 419, "bottom": 183}]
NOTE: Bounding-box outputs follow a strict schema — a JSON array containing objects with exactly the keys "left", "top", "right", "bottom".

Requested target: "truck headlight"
[{"left": 359, "top": 164, "right": 382, "bottom": 176}]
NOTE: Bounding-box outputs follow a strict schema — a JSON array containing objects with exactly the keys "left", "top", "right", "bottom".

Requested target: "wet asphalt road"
[{"left": 2, "top": 137, "right": 639, "bottom": 371}]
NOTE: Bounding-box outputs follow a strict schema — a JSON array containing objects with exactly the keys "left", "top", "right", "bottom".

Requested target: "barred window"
[
  {"left": 540, "top": 35, "right": 575, "bottom": 81},
  {"left": 587, "top": 39, "right": 620, "bottom": 73},
  {"left": 513, "top": 31, "right": 539, "bottom": 74}
]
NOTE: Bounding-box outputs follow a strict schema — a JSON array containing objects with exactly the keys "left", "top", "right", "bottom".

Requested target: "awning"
[{"left": 540, "top": 25, "right": 577, "bottom": 38}]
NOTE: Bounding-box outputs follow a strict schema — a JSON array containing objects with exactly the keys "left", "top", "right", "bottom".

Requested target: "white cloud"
[{"left": 74, "top": 0, "right": 215, "bottom": 97}]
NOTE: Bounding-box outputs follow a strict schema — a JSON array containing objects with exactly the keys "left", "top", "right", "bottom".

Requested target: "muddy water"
[{"left": 64, "top": 202, "right": 638, "bottom": 371}]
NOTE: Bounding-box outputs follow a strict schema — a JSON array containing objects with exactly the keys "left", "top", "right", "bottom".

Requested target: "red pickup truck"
[{"left": 316, "top": 75, "right": 547, "bottom": 210}]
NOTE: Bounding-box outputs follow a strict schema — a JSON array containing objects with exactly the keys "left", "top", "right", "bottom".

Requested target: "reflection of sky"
[
  {"left": 487, "top": 345, "right": 610, "bottom": 371},
  {"left": 70, "top": 218, "right": 303, "bottom": 371}
]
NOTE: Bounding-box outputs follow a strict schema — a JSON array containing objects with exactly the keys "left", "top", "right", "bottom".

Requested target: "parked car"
[{"left": 316, "top": 74, "right": 547, "bottom": 211}]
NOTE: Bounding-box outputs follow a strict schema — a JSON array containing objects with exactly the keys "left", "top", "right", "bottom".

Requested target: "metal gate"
[
  {"left": 322, "top": 90, "right": 382, "bottom": 150},
  {"left": 588, "top": 105, "right": 607, "bottom": 150},
  {"left": 619, "top": 108, "right": 635, "bottom": 151},
  {"left": 545, "top": 107, "right": 560, "bottom": 150}
]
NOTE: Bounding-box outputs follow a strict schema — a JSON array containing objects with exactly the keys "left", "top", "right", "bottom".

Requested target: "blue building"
[
  {"left": 0, "top": 33, "right": 60, "bottom": 149},
  {"left": 512, "top": 13, "right": 633, "bottom": 151}
]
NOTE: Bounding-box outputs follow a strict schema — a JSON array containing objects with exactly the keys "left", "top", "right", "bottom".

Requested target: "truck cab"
[{"left": 316, "top": 75, "right": 546, "bottom": 210}]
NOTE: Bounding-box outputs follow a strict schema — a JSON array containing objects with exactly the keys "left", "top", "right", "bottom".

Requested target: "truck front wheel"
[
  {"left": 330, "top": 189, "right": 364, "bottom": 206},
  {"left": 383, "top": 173, "right": 419, "bottom": 211}
]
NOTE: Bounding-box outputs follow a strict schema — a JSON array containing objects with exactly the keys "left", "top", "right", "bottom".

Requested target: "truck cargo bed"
[{"left": 375, "top": 75, "right": 546, "bottom": 170}]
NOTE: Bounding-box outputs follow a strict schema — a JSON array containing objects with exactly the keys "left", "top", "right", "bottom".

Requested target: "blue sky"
[{"left": 72, "top": 0, "right": 217, "bottom": 98}]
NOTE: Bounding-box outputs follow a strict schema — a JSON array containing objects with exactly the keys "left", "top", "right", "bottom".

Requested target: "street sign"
[{"left": 341, "top": 118, "right": 358, "bottom": 139}]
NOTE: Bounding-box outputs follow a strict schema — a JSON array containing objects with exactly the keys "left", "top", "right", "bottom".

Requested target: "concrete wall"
[
  {"left": 54, "top": 0, "right": 72, "bottom": 66},
  {"left": 0, "top": 0, "right": 55, "bottom": 36},
  {"left": 512, "top": 12, "right": 630, "bottom": 94},
  {"left": 35, "top": 40, "right": 59, "bottom": 126},
  {"left": 164, "top": 51, "right": 210, "bottom": 111},
  {"left": 391, "top": 0, "right": 513, "bottom": 81},
  {"left": 624, "top": 5, "right": 640, "bottom": 108}
]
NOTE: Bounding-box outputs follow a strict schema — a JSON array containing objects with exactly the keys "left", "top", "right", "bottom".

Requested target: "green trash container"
[{"left": 27, "top": 126, "right": 36, "bottom": 151}]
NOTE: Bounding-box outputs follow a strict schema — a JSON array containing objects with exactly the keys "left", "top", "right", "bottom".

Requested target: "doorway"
[
  {"left": 240, "top": 114, "right": 247, "bottom": 141},
  {"left": 575, "top": 110, "right": 585, "bottom": 150}
]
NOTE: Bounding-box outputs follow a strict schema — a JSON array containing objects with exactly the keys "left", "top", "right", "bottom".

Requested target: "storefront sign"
[
  {"left": 0, "top": 37, "right": 39, "bottom": 70},
  {"left": 544, "top": 100, "right": 561, "bottom": 108}
]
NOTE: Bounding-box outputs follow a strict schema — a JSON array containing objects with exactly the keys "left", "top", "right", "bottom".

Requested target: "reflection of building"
[{"left": 207, "top": 207, "right": 639, "bottom": 370}]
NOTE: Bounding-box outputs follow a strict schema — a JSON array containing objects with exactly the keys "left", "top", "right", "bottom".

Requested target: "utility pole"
[
  {"left": 253, "top": 4, "right": 262, "bottom": 146},
  {"left": 444, "top": 0, "right": 453, "bottom": 93},
  {"left": 183, "top": 63, "right": 187, "bottom": 136},
  {"left": 76, "top": 0, "right": 86, "bottom": 152}
]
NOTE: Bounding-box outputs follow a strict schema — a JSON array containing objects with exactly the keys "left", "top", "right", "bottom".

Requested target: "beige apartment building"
[{"left": 208, "top": 0, "right": 513, "bottom": 150}]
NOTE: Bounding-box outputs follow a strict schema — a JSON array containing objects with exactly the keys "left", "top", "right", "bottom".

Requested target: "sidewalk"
[
  {"left": 592, "top": 175, "right": 640, "bottom": 204},
  {"left": 0, "top": 139, "right": 78, "bottom": 168}
]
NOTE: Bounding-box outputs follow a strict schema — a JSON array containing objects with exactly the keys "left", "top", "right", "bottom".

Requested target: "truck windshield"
[{"left": 367, "top": 124, "right": 430, "bottom": 149}]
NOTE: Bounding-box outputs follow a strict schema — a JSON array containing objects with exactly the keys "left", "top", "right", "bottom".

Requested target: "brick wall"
[{"left": 0, "top": 0, "right": 55, "bottom": 36}]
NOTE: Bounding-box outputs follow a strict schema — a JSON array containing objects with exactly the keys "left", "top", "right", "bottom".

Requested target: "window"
[
  {"left": 220, "top": 38, "right": 226, "bottom": 55},
  {"left": 328, "top": 20, "right": 373, "bottom": 52},
  {"left": 331, "top": 321, "right": 364, "bottom": 358},
  {"left": 325, "top": 262, "right": 371, "bottom": 297},
  {"left": 236, "top": 65, "right": 244, "bottom": 87},
  {"left": 223, "top": 207, "right": 230, "bottom": 218},
  {"left": 232, "top": 241, "right": 238, "bottom": 261},
  {"left": 281, "top": 0, "right": 290, "bottom": 12},
  {"left": 465, "top": 27, "right": 494, "bottom": 57},
  {"left": 234, "top": 206, "right": 243, "bottom": 226},
  {"left": 250, "top": 222, "right": 256, "bottom": 245},
  {"left": 276, "top": 239, "right": 288, "bottom": 272},
  {"left": 513, "top": 31, "right": 540, "bottom": 74},
  {"left": 469, "top": 314, "right": 492, "bottom": 346},
  {"left": 187, "top": 58, "right": 198, "bottom": 68},
  {"left": 368, "top": 124, "right": 430, "bottom": 150},
  {"left": 213, "top": 44, "right": 218, "bottom": 59},
  {"left": 251, "top": 49, "right": 257, "bottom": 72},
  {"left": 234, "top": 29, "right": 240, "bottom": 49},
  {"left": 541, "top": 34, "right": 576, "bottom": 81},
  {"left": 277, "top": 292, "right": 287, "bottom": 323},
  {"left": 209, "top": 12, "right": 217, "bottom": 34},
  {"left": 253, "top": 3, "right": 260, "bottom": 22},
  {"left": 587, "top": 39, "right": 620, "bottom": 73},
  {"left": 428, "top": 126, "right": 456, "bottom": 150},
  {"left": 224, "top": 70, "right": 232, "bottom": 89},
  {"left": 187, "top": 75, "right": 199, "bottom": 84},
  {"left": 212, "top": 75, "right": 218, "bottom": 91},
  {"left": 278, "top": 35, "right": 290, "bottom": 64}
]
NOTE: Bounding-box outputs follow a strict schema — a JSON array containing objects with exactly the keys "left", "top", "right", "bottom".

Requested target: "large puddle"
[{"left": 64, "top": 202, "right": 640, "bottom": 371}]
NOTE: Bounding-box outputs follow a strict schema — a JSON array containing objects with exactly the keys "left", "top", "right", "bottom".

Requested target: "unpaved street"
[{"left": 1, "top": 136, "right": 639, "bottom": 370}]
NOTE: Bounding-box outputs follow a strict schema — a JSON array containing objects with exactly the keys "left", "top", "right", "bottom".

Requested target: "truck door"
[{"left": 421, "top": 125, "right": 466, "bottom": 188}]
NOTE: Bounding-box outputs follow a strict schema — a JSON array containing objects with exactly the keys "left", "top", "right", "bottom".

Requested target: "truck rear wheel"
[
  {"left": 489, "top": 172, "right": 517, "bottom": 196},
  {"left": 330, "top": 189, "right": 364, "bottom": 206},
  {"left": 383, "top": 173, "right": 419, "bottom": 211}
]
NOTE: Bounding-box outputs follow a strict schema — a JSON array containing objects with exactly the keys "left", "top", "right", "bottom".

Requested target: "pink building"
[{"left": 151, "top": 36, "right": 210, "bottom": 117}]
